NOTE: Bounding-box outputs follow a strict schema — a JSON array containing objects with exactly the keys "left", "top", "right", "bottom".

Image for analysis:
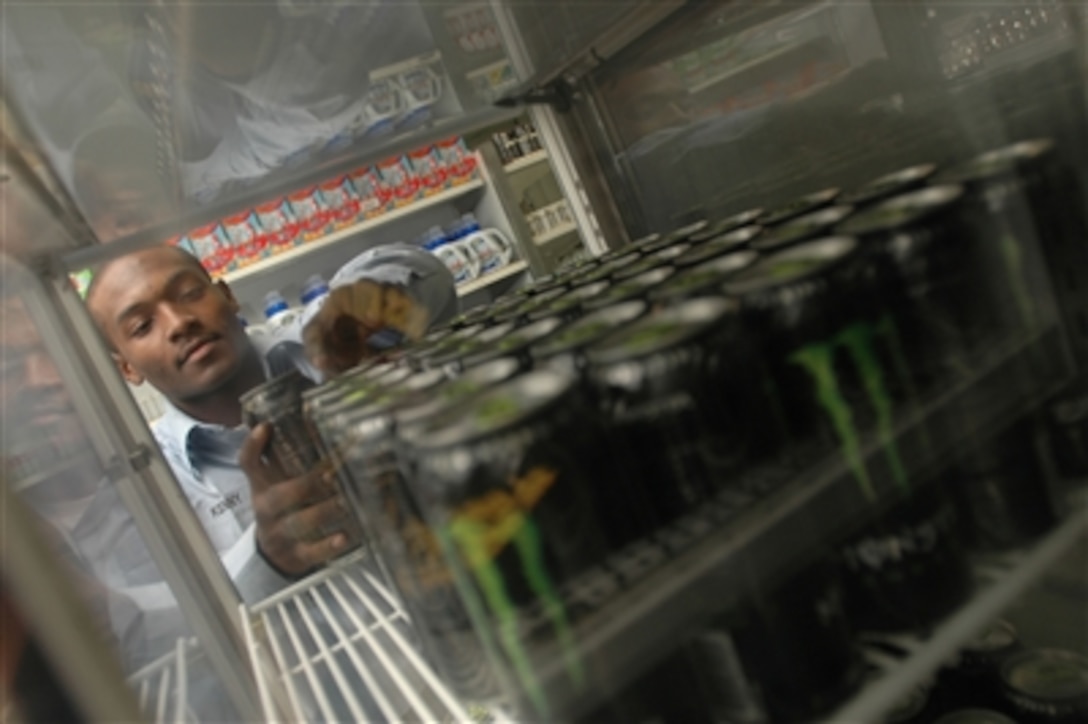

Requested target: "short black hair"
[{"left": 84, "top": 244, "right": 211, "bottom": 344}]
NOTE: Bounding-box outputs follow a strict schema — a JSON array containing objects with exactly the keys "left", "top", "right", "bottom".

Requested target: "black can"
[
  {"left": 673, "top": 226, "right": 762, "bottom": 268},
  {"left": 585, "top": 297, "right": 755, "bottom": 518},
  {"left": 401, "top": 371, "right": 615, "bottom": 704},
  {"left": 446, "top": 304, "right": 496, "bottom": 330},
  {"left": 336, "top": 382, "right": 503, "bottom": 701},
  {"left": 759, "top": 187, "right": 840, "bottom": 227},
  {"left": 723, "top": 561, "right": 864, "bottom": 721},
  {"left": 839, "top": 163, "right": 938, "bottom": 207},
  {"left": 938, "top": 140, "right": 1066, "bottom": 340},
  {"left": 721, "top": 237, "right": 871, "bottom": 461},
  {"left": 459, "top": 316, "right": 566, "bottom": 370},
  {"left": 1000, "top": 649, "right": 1088, "bottom": 724},
  {"left": 240, "top": 370, "right": 320, "bottom": 477},
  {"left": 751, "top": 205, "right": 855, "bottom": 254},
  {"left": 840, "top": 486, "right": 973, "bottom": 632},
  {"left": 689, "top": 208, "right": 764, "bottom": 242},
  {"left": 939, "top": 619, "right": 1023, "bottom": 712},
  {"left": 836, "top": 184, "right": 980, "bottom": 383},
  {"left": 953, "top": 421, "right": 1056, "bottom": 551},
  {"left": 530, "top": 301, "right": 648, "bottom": 373},
  {"left": 583, "top": 267, "right": 675, "bottom": 313},
  {"left": 649, "top": 251, "right": 759, "bottom": 306}
]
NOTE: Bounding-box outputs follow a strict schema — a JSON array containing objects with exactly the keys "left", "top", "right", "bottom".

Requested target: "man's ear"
[
  {"left": 112, "top": 351, "right": 145, "bottom": 386},
  {"left": 216, "top": 279, "right": 240, "bottom": 314}
]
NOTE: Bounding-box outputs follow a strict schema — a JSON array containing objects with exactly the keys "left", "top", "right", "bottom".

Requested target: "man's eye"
[
  {"left": 129, "top": 320, "right": 152, "bottom": 338},
  {"left": 179, "top": 286, "right": 206, "bottom": 302}
]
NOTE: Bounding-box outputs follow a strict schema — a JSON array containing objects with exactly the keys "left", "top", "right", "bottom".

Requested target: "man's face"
[
  {"left": 88, "top": 248, "right": 250, "bottom": 403},
  {"left": 0, "top": 296, "right": 88, "bottom": 458}
]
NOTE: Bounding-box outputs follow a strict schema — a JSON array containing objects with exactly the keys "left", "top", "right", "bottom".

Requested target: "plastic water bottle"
[
  {"left": 300, "top": 274, "right": 330, "bottom": 306},
  {"left": 420, "top": 226, "right": 448, "bottom": 251}
]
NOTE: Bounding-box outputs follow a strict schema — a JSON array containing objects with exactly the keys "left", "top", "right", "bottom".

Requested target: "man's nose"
[
  {"left": 162, "top": 303, "right": 200, "bottom": 340},
  {"left": 25, "top": 350, "right": 64, "bottom": 390}
]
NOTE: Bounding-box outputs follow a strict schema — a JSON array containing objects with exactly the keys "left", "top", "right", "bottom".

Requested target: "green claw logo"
[
  {"left": 789, "top": 314, "right": 913, "bottom": 500},
  {"left": 443, "top": 466, "right": 583, "bottom": 716}
]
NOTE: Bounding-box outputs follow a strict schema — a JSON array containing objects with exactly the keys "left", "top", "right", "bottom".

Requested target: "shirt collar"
[{"left": 154, "top": 402, "right": 238, "bottom": 477}]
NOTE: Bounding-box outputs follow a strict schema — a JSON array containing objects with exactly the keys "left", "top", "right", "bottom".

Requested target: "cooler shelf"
[
  {"left": 242, "top": 550, "right": 511, "bottom": 723},
  {"left": 128, "top": 638, "right": 201, "bottom": 723},
  {"left": 834, "top": 502, "right": 1088, "bottom": 723},
  {"left": 220, "top": 179, "right": 485, "bottom": 284},
  {"left": 512, "top": 326, "right": 1071, "bottom": 720},
  {"left": 457, "top": 260, "right": 529, "bottom": 297}
]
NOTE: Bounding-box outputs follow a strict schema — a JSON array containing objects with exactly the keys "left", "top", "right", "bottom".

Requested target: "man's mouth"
[{"left": 178, "top": 335, "right": 220, "bottom": 366}]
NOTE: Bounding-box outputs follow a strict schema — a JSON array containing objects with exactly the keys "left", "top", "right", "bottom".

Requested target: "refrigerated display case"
[{"left": 2, "top": 1, "right": 1087, "bottom": 722}]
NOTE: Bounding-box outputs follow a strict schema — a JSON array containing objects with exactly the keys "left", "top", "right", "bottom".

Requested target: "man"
[{"left": 86, "top": 242, "right": 457, "bottom": 599}]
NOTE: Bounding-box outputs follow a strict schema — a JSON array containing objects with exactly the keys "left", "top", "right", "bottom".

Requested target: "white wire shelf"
[
  {"left": 128, "top": 638, "right": 201, "bottom": 723},
  {"left": 220, "top": 178, "right": 485, "bottom": 284},
  {"left": 456, "top": 260, "right": 529, "bottom": 297},
  {"left": 835, "top": 501, "right": 1088, "bottom": 722},
  {"left": 244, "top": 550, "right": 511, "bottom": 723}
]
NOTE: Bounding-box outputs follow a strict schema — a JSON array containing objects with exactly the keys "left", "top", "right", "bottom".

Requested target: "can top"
[
  {"left": 629, "top": 233, "right": 662, "bottom": 248},
  {"left": 462, "top": 316, "right": 565, "bottom": 367},
  {"left": 839, "top": 163, "right": 938, "bottom": 206},
  {"left": 586, "top": 267, "right": 674, "bottom": 310},
  {"left": 932, "top": 709, "right": 1017, "bottom": 724},
  {"left": 940, "top": 139, "right": 1055, "bottom": 186},
  {"left": 723, "top": 236, "right": 858, "bottom": 297},
  {"left": 395, "top": 357, "right": 522, "bottom": 431},
  {"left": 240, "top": 370, "right": 313, "bottom": 419},
  {"left": 404, "top": 369, "right": 575, "bottom": 449},
  {"left": 599, "top": 249, "right": 642, "bottom": 267},
  {"left": 587, "top": 296, "right": 735, "bottom": 366},
  {"left": 612, "top": 255, "right": 671, "bottom": 282},
  {"left": 531, "top": 300, "right": 647, "bottom": 361},
  {"left": 965, "top": 619, "right": 1019, "bottom": 654},
  {"left": 690, "top": 210, "right": 763, "bottom": 242},
  {"left": 674, "top": 228, "right": 761, "bottom": 268},
  {"left": 645, "top": 241, "right": 692, "bottom": 262},
  {"left": 662, "top": 219, "right": 709, "bottom": 244},
  {"left": 446, "top": 305, "right": 493, "bottom": 329},
  {"left": 752, "top": 205, "right": 854, "bottom": 253},
  {"left": 527, "top": 281, "right": 610, "bottom": 322},
  {"left": 428, "top": 321, "right": 517, "bottom": 367},
  {"left": 651, "top": 250, "right": 759, "bottom": 302},
  {"left": 1001, "top": 649, "right": 1088, "bottom": 703},
  {"left": 836, "top": 185, "right": 964, "bottom": 237},
  {"left": 759, "top": 187, "right": 840, "bottom": 226}
]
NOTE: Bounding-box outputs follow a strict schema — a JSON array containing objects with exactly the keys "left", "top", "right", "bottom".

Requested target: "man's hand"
[
  {"left": 302, "top": 280, "right": 430, "bottom": 377},
  {"left": 239, "top": 424, "right": 359, "bottom": 577}
]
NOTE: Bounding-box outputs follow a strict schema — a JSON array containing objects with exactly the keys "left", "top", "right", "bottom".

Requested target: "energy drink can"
[
  {"left": 240, "top": 370, "right": 320, "bottom": 477},
  {"left": 401, "top": 370, "right": 614, "bottom": 705},
  {"left": 530, "top": 301, "right": 649, "bottom": 374},
  {"left": 1000, "top": 649, "right": 1088, "bottom": 724},
  {"left": 840, "top": 486, "right": 973, "bottom": 632},
  {"left": 585, "top": 297, "right": 754, "bottom": 519},
  {"left": 721, "top": 237, "right": 869, "bottom": 458},
  {"left": 952, "top": 421, "right": 1056, "bottom": 551}
]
